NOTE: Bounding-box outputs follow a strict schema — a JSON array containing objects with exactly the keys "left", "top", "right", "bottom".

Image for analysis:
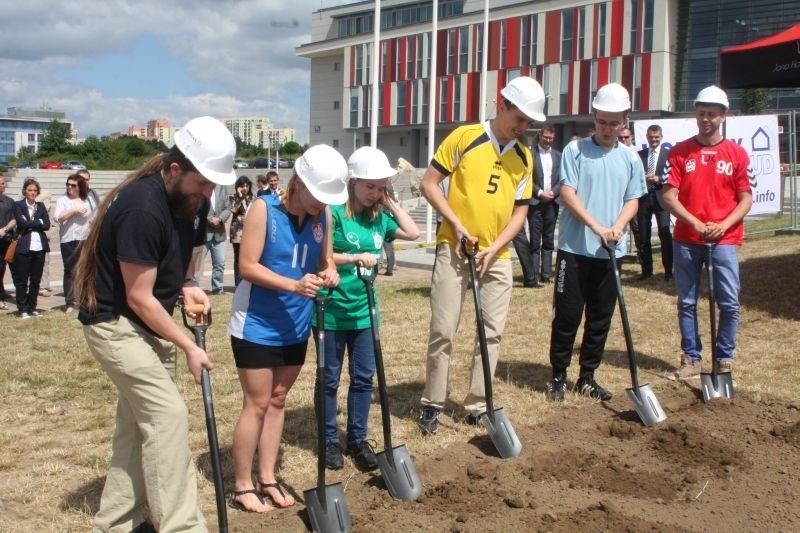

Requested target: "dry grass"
[{"left": 0, "top": 234, "right": 798, "bottom": 531}]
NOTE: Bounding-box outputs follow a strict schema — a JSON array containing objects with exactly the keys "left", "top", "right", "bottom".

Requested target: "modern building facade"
[
  {"left": 0, "top": 107, "right": 74, "bottom": 164},
  {"left": 296, "top": 0, "right": 800, "bottom": 166}
]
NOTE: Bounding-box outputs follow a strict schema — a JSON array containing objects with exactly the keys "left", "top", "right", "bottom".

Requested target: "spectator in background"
[
  {"left": 11, "top": 178, "right": 51, "bottom": 318},
  {"left": 0, "top": 177, "right": 16, "bottom": 310},
  {"left": 618, "top": 126, "right": 645, "bottom": 263},
  {"left": 76, "top": 169, "right": 101, "bottom": 210},
  {"left": 203, "top": 182, "right": 232, "bottom": 294},
  {"left": 229, "top": 175, "right": 253, "bottom": 286},
  {"left": 637, "top": 124, "right": 673, "bottom": 281},
  {"left": 266, "top": 171, "right": 282, "bottom": 196},
  {"left": 54, "top": 174, "right": 95, "bottom": 312},
  {"left": 35, "top": 186, "right": 53, "bottom": 298},
  {"left": 255, "top": 174, "right": 270, "bottom": 197},
  {"left": 512, "top": 124, "right": 561, "bottom": 287}
]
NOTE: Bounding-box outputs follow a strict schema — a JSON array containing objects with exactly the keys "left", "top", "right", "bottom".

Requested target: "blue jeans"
[
  {"left": 314, "top": 328, "right": 376, "bottom": 445},
  {"left": 203, "top": 239, "right": 226, "bottom": 293},
  {"left": 673, "top": 242, "right": 740, "bottom": 361}
]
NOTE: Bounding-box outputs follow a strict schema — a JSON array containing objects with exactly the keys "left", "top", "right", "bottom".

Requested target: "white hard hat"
[
  {"left": 294, "top": 145, "right": 349, "bottom": 204},
  {"left": 592, "top": 83, "right": 631, "bottom": 113},
  {"left": 347, "top": 146, "right": 397, "bottom": 180},
  {"left": 694, "top": 85, "right": 730, "bottom": 110},
  {"left": 173, "top": 116, "right": 237, "bottom": 186},
  {"left": 500, "top": 76, "right": 546, "bottom": 122}
]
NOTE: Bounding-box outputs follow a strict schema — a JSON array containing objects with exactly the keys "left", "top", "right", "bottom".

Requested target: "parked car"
[
  {"left": 234, "top": 159, "right": 249, "bottom": 169},
  {"left": 16, "top": 161, "right": 37, "bottom": 169},
  {"left": 251, "top": 157, "right": 276, "bottom": 169},
  {"left": 62, "top": 160, "right": 87, "bottom": 170},
  {"left": 278, "top": 158, "right": 295, "bottom": 168},
  {"left": 40, "top": 160, "right": 62, "bottom": 169}
]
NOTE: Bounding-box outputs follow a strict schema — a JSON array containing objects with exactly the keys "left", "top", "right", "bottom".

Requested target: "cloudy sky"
[{"left": 0, "top": 0, "right": 362, "bottom": 143}]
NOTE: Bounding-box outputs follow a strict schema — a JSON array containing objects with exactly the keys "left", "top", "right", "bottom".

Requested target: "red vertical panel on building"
[
  {"left": 621, "top": 55, "right": 634, "bottom": 92},
  {"left": 496, "top": 69, "right": 507, "bottom": 109},
  {"left": 385, "top": 39, "right": 394, "bottom": 83},
  {"left": 488, "top": 21, "right": 501, "bottom": 71},
  {"left": 437, "top": 30, "right": 447, "bottom": 77},
  {"left": 544, "top": 11, "right": 561, "bottom": 64},
  {"left": 598, "top": 57, "right": 609, "bottom": 86},
  {"left": 579, "top": 61, "right": 591, "bottom": 114},
  {"left": 383, "top": 82, "right": 392, "bottom": 126},
  {"left": 350, "top": 47, "right": 356, "bottom": 87},
  {"left": 636, "top": 0, "right": 644, "bottom": 54},
  {"left": 640, "top": 53, "right": 651, "bottom": 110},
  {"left": 398, "top": 37, "right": 406, "bottom": 82},
  {"left": 611, "top": 0, "right": 624, "bottom": 57},
  {"left": 507, "top": 18, "right": 520, "bottom": 68}
]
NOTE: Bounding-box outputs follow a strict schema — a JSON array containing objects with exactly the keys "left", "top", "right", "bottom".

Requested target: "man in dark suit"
[
  {"left": 512, "top": 124, "right": 561, "bottom": 287},
  {"left": 202, "top": 183, "right": 232, "bottom": 294},
  {"left": 637, "top": 124, "right": 673, "bottom": 280}
]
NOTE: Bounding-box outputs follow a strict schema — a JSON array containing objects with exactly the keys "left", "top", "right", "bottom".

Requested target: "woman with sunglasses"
[{"left": 54, "top": 174, "right": 94, "bottom": 312}]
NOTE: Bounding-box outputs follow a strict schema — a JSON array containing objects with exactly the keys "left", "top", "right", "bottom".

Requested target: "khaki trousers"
[
  {"left": 421, "top": 243, "right": 513, "bottom": 415},
  {"left": 84, "top": 316, "right": 207, "bottom": 533}
]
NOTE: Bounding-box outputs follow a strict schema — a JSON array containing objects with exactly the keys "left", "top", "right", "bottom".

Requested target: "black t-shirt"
[{"left": 78, "top": 173, "right": 208, "bottom": 331}]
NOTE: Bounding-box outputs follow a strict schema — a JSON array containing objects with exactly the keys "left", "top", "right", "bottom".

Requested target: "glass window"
[
  {"left": 475, "top": 23, "right": 483, "bottom": 71},
  {"left": 447, "top": 29, "right": 456, "bottom": 74},
  {"left": 561, "top": 9, "right": 573, "bottom": 61},
  {"left": 416, "top": 34, "right": 425, "bottom": 78},
  {"left": 459, "top": 26, "right": 469, "bottom": 73},
  {"left": 578, "top": 7, "right": 586, "bottom": 60},
  {"left": 355, "top": 45, "right": 364, "bottom": 85},
  {"left": 421, "top": 78, "right": 429, "bottom": 120},
  {"left": 559, "top": 63, "right": 570, "bottom": 114},
  {"left": 439, "top": 78, "right": 448, "bottom": 122},
  {"left": 381, "top": 41, "right": 388, "bottom": 83},
  {"left": 598, "top": 4, "right": 607, "bottom": 57},
  {"left": 334, "top": 100, "right": 340, "bottom": 110},
  {"left": 334, "top": 62, "right": 341, "bottom": 72},
  {"left": 397, "top": 82, "right": 407, "bottom": 125},
  {"left": 411, "top": 81, "right": 418, "bottom": 124},
  {"left": 453, "top": 76, "right": 461, "bottom": 122},
  {"left": 407, "top": 37, "right": 414, "bottom": 79},
  {"left": 643, "top": 0, "right": 654, "bottom": 52},
  {"left": 633, "top": 55, "right": 642, "bottom": 111},
  {"left": 333, "top": 139, "right": 339, "bottom": 148},
  {"left": 350, "top": 88, "right": 359, "bottom": 128},
  {"left": 630, "top": 0, "right": 639, "bottom": 52},
  {"left": 500, "top": 20, "right": 507, "bottom": 69}
]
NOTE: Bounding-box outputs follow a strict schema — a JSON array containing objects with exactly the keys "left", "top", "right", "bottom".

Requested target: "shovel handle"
[
  {"left": 705, "top": 243, "right": 720, "bottom": 384},
  {"left": 460, "top": 238, "right": 495, "bottom": 418},
  {"left": 604, "top": 242, "right": 642, "bottom": 391}
]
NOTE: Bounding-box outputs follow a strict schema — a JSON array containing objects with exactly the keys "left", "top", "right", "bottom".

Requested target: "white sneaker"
[
  {"left": 30, "top": 310, "right": 42, "bottom": 317},
  {"left": 20, "top": 312, "right": 31, "bottom": 319}
]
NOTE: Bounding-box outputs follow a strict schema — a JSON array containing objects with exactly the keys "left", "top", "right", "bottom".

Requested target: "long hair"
[
  {"left": 67, "top": 174, "right": 88, "bottom": 201},
  {"left": 343, "top": 179, "right": 381, "bottom": 222},
  {"left": 73, "top": 146, "right": 196, "bottom": 313}
]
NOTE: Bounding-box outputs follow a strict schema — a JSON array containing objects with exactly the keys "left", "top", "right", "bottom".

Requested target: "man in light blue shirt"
[{"left": 546, "top": 83, "right": 646, "bottom": 402}]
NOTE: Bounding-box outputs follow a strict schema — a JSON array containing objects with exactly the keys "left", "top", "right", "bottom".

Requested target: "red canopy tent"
[{"left": 720, "top": 23, "right": 800, "bottom": 89}]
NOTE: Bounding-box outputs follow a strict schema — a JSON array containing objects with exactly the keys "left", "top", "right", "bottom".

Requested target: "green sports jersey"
[{"left": 315, "top": 203, "right": 399, "bottom": 330}]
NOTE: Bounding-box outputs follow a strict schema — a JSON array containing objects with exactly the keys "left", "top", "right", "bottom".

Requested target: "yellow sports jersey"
[{"left": 432, "top": 122, "right": 533, "bottom": 258}]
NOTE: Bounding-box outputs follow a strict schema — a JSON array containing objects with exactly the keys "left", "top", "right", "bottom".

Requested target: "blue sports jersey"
[{"left": 228, "top": 197, "right": 327, "bottom": 345}]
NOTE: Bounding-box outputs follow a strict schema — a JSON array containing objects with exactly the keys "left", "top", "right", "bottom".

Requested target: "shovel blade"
[
  {"left": 303, "top": 483, "right": 351, "bottom": 533},
  {"left": 376, "top": 445, "right": 423, "bottom": 501},
  {"left": 700, "top": 372, "right": 735, "bottom": 402},
  {"left": 625, "top": 384, "right": 667, "bottom": 426},
  {"left": 482, "top": 408, "right": 522, "bottom": 459}
]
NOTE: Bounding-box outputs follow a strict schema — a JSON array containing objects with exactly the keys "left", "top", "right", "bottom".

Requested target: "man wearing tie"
[
  {"left": 512, "top": 125, "right": 561, "bottom": 287},
  {"left": 637, "top": 124, "right": 673, "bottom": 281}
]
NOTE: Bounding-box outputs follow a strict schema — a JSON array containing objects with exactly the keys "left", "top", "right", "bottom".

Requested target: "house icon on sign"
[{"left": 751, "top": 128, "right": 770, "bottom": 152}]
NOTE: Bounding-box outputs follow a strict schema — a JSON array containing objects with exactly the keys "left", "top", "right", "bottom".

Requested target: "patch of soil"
[{"left": 226, "top": 386, "right": 800, "bottom": 532}]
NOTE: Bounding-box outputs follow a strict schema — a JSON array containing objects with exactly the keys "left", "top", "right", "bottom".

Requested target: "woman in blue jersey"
[
  {"left": 317, "top": 146, "right": 420, "bottom": 471},
  {"left": 227, "top": 144, "right": 349, "bottom": 513}
]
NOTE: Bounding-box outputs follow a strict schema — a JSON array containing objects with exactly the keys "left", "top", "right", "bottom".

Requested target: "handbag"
[{"left": 4, "top": 237, "right": 17, "bottom": 263}]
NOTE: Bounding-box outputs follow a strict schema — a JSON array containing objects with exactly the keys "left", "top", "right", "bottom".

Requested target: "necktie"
[{"left": 647, "top": 149, "right": 657, "bottom": 191}]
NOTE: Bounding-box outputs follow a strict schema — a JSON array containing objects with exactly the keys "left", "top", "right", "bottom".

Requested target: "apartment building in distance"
[
  {"left": 0, "top": 107, "right": 74, "bottom": 164},
  {"left": 220, "top": 116, "right": 297, "bottom": 148},
  {"left": 296, "top": 0, "right": 800, "bottom": 166}
]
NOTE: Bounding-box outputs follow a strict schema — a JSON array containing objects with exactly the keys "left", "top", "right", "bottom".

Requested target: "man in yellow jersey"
[{"left": 418, "top": 76, "right": 546, "bottom": 435}]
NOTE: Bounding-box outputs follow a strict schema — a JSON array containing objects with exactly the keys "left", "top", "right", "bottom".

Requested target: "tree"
[
  {"left": 38, "top": 120, "right": 73, "bottom": 156},
  {"left": 281, "top": 141, "right": 303, "bottom": 155},
  {"left": 739, "top": 88, "right": 771, "bottom": 115}
]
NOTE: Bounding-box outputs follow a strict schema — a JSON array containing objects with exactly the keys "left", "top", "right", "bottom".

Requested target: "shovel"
[
  {"left": 605, "top": 244, "right": 667, "bottom": 426},
  {"left": 357, "top": 266, "right": 422, "bottom": 501},
  {"left": 181, "top": 303, "right": 228, "bottom": 533},
  {"left": 304, "top": 291, "right": 352, "bottom": 533},
  {"left": 462, "top": 239, "right": 522, "bottom": 459},
  {"left": 700, "top": 243, "right": 735, "bottom": 402}
]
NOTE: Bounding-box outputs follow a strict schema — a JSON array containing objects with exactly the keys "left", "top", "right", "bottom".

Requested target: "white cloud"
[{"left": 0, "top": 0, "right": 356, "bottom": 144}]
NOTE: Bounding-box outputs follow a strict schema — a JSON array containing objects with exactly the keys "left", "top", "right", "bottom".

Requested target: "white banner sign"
[{"left": 634, "top": 115, "right": 781, "bottom": 215}]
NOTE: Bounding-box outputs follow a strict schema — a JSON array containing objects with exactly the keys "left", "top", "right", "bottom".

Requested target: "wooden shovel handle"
[{"left": 184, "top": 303, "right": 207, "bottom": 326}]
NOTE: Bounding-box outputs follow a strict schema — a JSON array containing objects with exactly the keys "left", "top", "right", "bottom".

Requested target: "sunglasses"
[
  {"left": 67, "top": 183, "right": 78, "bottom": 188},
  {"left": 618, "top": 135, "right": 631, "bottom": 140}
]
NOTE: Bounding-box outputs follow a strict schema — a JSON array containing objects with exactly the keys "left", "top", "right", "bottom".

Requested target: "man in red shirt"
[{"left": 662, "top": 85, "right": 753, "bottom": 380}]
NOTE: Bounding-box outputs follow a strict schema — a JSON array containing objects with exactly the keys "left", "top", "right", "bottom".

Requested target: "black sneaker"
[
  {"left": 546, "top": 375, "right": 567, "bottom": 402},
  {"left": 418, "top": 405, "right": 440, "bottom": 435},
  {"left": 465, "top": 412, "right": 486, "bottom": 425},
  {"left": 575, "top": 377, "right": 613, "bottom": 401},
  {"left": 325, "top": 442, "right": 344, "bottom": 470},
  {"left": 346, "top": 440, "right": 379, "bottom": 471}
]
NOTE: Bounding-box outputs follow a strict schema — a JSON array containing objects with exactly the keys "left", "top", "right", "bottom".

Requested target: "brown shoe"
[
  {"left": 717, "top": 359, "right": 733, "bottom": 373},
  {"left": 665, "top": 357, "right": 700, "bottom": 381}
]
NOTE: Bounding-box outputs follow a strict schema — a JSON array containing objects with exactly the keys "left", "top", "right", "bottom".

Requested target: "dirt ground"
[{"left": 225, "top": 384, "right": 800, "bottom": 532}]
